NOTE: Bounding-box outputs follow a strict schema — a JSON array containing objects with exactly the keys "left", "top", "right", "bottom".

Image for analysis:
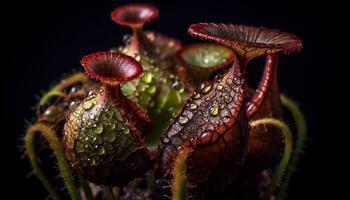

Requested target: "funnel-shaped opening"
[
  {"left": 81, "top": 52, "right": 143, "bottom": 85},
  {"left": 111, "top": 3, "right": 159, "bottom": 28},
  {"left": 176, "top": 43, "right": 235, "bottom": 72},
  {"left": 189, "top": 23, "right": 303, "bottom": 63}
]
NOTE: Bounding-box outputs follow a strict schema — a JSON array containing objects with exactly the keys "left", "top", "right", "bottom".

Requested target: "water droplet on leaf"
[
  {"left": 189, "top": 103, "right": 198, "bottom": 110},
  {"left": 226, "top": 78, "right": 233, "bottom": 85},
  {"left": 82, "top": 100, "right": 94, "bottom": 110},
  {"left": 214, "top": 74, "right": 223, "bottom": 82},
  {"left": 209, "top": 105, "right": 220, "bottom": 116},
  {"left": 146, "top": 85, "right": 156, "bottom": 94},
  {"left": 142, "top": 73, "right": 153, "bottom": 83},
  {"left": 224, "top": 95, "right": 232, "bottom": 103},
  {"left": 93, "top": 123, "right": 104, "bottom": 134},
  {"left": 216, "top": 84, "right": 224, "bottom": 91},
  {"left": 201, "top": 84, "right": 212, "bottom": 94},
  {"left": 178, "top": 116, "right": 189, "bottom": 125}
]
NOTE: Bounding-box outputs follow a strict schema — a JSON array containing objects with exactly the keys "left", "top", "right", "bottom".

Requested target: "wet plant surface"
[{"left": 4, "top": 0, "right": 337, "bottom": 200}]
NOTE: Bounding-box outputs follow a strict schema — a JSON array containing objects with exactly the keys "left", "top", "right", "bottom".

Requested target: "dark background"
[{"left": 3, "top": 0, "right": 339, "bottom": 199}]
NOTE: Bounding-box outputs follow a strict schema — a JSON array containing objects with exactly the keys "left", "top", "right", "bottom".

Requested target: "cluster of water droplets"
[
  {"left": 161, "top": 71, "right": 244, "bottom": 149},
  {"left": 65, "top": 92, "right": 138, "bottom": 179}
]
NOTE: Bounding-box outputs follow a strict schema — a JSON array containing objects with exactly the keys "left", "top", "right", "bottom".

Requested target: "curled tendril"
[
  {"left": 39, "top": 72, "right": 89, "bottom": 106},
  {"left": 24, "top": 123, "right": 78, "bottom": 200},
  {"left": 249, "top": 118, "right": 292, "bottom": 199},
  {"left": 172, "top": 148, "right": 191, "bottom": 200}
]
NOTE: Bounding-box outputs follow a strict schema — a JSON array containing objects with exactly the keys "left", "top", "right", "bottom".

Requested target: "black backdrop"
[{"left": 3, "top": 0, "right": 338, "bottom": 199}]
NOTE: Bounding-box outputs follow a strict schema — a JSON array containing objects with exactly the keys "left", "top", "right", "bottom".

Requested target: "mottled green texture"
[
  {"left": 25, "top": 123, "right": 78, "bottom": 200},
  {"left": 181, "top": 44, "right": 232, "bottom": 68},
  {"left": 118, "top": 48, "right": 188, "bottom": 148},
  {"left": 64, "top": 93, "right": 139, "bottom": 183}
]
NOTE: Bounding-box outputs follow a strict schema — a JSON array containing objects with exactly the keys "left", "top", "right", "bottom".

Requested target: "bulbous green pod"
[
  {"left": 110, "top": 4, "right": 189, "bottom": 147},
  {"left": 120, "top": 47, "right": 188, "bottom": 146},
  {"left": 64, "top": 52, "right": 154, "bottom": 186},
  {"left": 64, "top": 92, "right": 152, "bottom": 186}
]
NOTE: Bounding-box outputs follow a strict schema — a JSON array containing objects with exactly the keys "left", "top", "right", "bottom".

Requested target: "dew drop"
[
  {"left": 171, "top": 80, "right": 180, "bottom": 89},
  {"left": 97, "top": 146, "right": 105, "bottom": 155},
  {"left": 134, "top": 53, "right": 141, "bottom": 61},
  {"left": 200, "top": 131, "right": 212, "bottom": 144},
  {"left": 122, "top": 34, "right": 131, "bottom": 45},
  {"left": 209, "top": 105, "right": 220, "bottom": 116},
  {"left": 223, "top": 116, "right": 230, "bottom": 123},
  {"left": 201, "top": 84, "right": 212, "bottom": 94},
  {"left": 178, "top": 116, "right": 189, "bottom": 125},
  {"left": 88, "top": 90, "right": 94, "bottom": 96},
  {"left": 162, "top": 136, "right": 170, "bottom": 143},
  {"left": 109, "top": 123, "right": 116, "bottom": 130},
  {"left": 168, "top": 41, "right": 175, "bottom": 48},
  {"left": 203, "top": 57, "right": 210, "bottom": 64},
  {"left": 193, "top": 92, "right": 201, "bottom": 99},
  {"left": 234, "top": 77, "right": 240, "bottom": 84},
  {"left": 226, "top": 78, "right": 233, "bottom": 85},
  {"left": 137, "top": 83, "right": 147, "bottom": 92},
  {"left": 146, "top": 85, "right": 156, "bottom": 94},
  {"left": 216, "top": 84, "right": 224, "bottom": 91},
  {"left": 121, "top": 126, "right": 130, "bottom": 135},
  {"left": 224, "top": 95, "right": 232, "bottom": 103},
  {"left": 189, "top": 103, "right": 198, "bottom": 110},
  {"left": 214, "top": 74, "right": 223, "bottom": 82},
  {"left": 44, "top": 106, "right": 58, "bottom": 118},
  {"left": 82, "top": 100, "right": 94, "bottom": 110},
  {"left": 105, "top": 109, "right": 114, "bottom": 120},
  {"left": 93, "top": 123, "right": 104, "bottom": 134},
  {"left": 70, "top": 86, "right": 77, "bottom": 93},
  {"left": 69, "top": 101, "right": 76, "bottom": 108},
  {"left": 142, "top": 72, "right": 153, "bottom": 83}
]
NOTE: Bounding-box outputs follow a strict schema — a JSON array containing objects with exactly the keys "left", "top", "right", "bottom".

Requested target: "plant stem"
[
  {"left": 79, "top": 175, "right": 94, "bottom": 200},
  {"left": 39, "top": 90, "right": 65, "bottom": 106},
  {"left": 146, "top": 168, "right": 156, "bottom": 192},
  {"left": 107, "top": 186, "right": 119, "bottom": 200},
  {"left": 24, "top": 123, "right": 78, "bottom": 200},
  {"left": 172, "top": 148, "right": 190, "bottom": 200},
  {"left": 39, "top": 72, "right": 88, "bottom": 106},
  {"left": 249, "top": 118, "right": 292, "bottom": 200},
  {"left": 278, "top": 95, "right": 306, "bottom": 198}
]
